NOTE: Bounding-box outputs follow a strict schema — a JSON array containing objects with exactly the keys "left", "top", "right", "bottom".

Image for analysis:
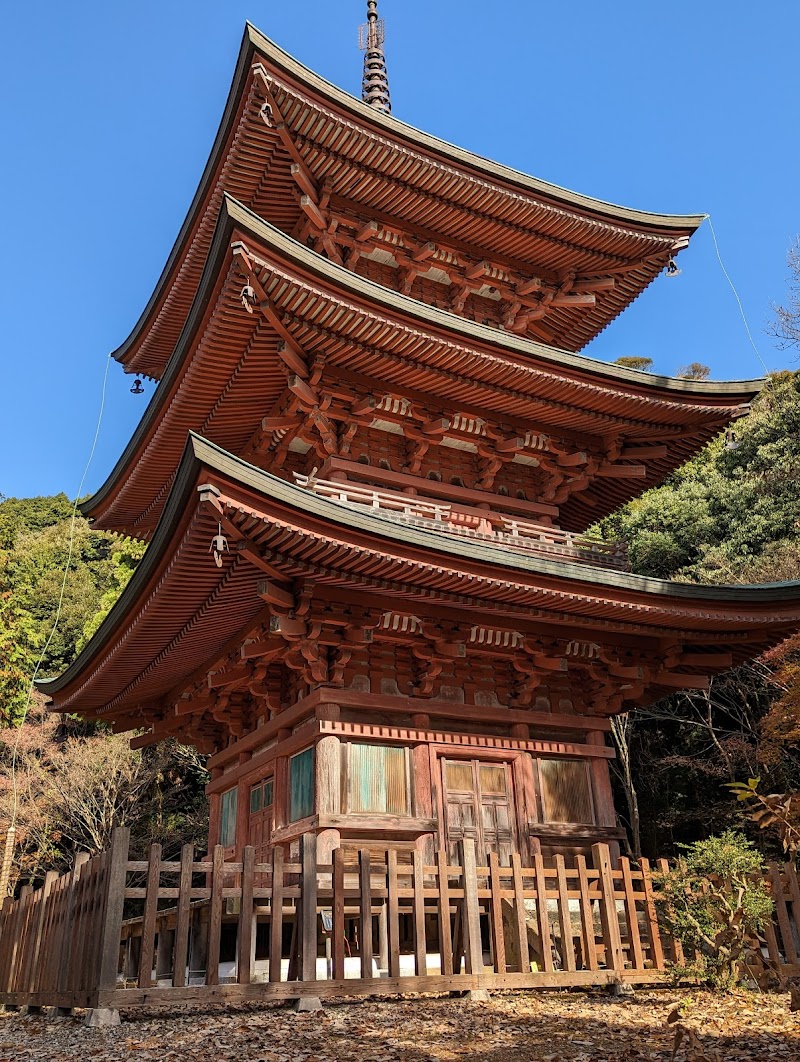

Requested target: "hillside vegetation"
[{"left": 594, "top": 370, "right": 800, "bottom": 857}]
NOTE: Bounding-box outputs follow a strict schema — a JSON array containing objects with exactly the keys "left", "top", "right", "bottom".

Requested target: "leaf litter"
[{"left": 1, "top": 988, "right": 799, "bottom": 1062}]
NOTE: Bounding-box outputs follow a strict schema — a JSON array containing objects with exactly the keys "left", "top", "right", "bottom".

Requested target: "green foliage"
[
  {"left": 595, "top": 371, "right": 800, "bottom": 582},
  {"left": 0, "top": 494, "right": 74, "bottom": 549},
  {"left": 0, "top": 495, "right": 146, "bottom": 725},
  {"left": 78, "top": 538, "right": 147, "bottom": 649},
  {"left": 656, "top": 831, "right": 773, "bottom": 988},
  {"left": 0, "top": 495, "right": 212, "bottom": 889},
  {"left": 0, "top": 590, "right": 39, "bottom": 726}
]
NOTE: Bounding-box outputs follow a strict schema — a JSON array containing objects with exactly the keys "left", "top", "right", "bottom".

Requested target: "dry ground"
[{"left": 1, "top": 988, "right": 799, "bottom": 1061}]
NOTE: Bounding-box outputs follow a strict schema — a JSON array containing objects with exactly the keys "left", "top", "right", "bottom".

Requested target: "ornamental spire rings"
[{"left": 359, "top": 0, "right": 392, "bottom": 114}]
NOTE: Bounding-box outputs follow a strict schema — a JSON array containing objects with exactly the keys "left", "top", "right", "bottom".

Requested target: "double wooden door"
[{"left": 443, "top": 759, "right": 517, "bottom": 866}]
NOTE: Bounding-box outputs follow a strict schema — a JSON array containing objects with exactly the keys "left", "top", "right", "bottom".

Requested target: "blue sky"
[{"left": 1, "top": 1, "right": 798, "bottom": 500}]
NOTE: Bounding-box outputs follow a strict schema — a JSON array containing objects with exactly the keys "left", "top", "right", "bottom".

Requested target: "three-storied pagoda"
[{"left": 41, "top": 12, "right": 800, "bottom": 869}]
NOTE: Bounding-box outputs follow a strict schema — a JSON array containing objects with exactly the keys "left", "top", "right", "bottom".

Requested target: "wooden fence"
[{"left": 2, "top": 830, "right": 800, "bottom": 1013}]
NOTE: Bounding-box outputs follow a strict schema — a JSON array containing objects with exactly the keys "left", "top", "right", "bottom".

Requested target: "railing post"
[
  {"left": 358, "top": 849, "right": 373, "bottom": 979},
  {"left": 172, "top": 843, "right": 194, "bottom": 989},
  {"left": 90, "top": 828, "right": 130, "bottom": 1021},
  {"left": 237, "top": 845, "right": 256, "bottom": 984}
]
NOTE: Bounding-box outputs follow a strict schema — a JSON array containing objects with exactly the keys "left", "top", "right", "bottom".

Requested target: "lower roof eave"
[{"left": 38, "top": 435, "right": 800, "bottom": 719}]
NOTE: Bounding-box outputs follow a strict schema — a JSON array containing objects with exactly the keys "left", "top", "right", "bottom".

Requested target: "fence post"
[
  {"left": 0, "top": 826, "right": 15, "bottom": 901},
  {"left": 172, "top": 844, "right": 194, "bottom": 989},
  {"left": 358, "top": 850, "right": 373, "bottom": 979},
  {"left": 27, "top": 870, "right": 57, "bottom": 1000},
  {"left": 57, "top": 851, "right": 89, "bottom": 1007},
  {"left": 89, "top": 828, "right": 130, "bottom": 1022},
  {"left": 460, "top": 839, "right": 484, "bottom": 978},
  {"left": 0, "top": 896, "right": 13, "bottom": 998},
  {"left": 769, "top": 863, "right": 798, "bottom": 966},
  {"left": 592, "top": 843, "right": 625, "bottom": 976},
  {"left": 639, "top": 858, "right": 664, "bottom": 971},
  {"left": 293, "top": 832, "right": 321, "bottom": 1011},
  {"left": 138, "top": 843, "right": 162, "bottom": 989},
  {"left": 237, "top": 846, "right": 256, "bottom": 984}
]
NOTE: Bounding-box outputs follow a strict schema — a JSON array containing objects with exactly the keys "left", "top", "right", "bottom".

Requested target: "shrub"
[{"left": 655, "top": 830, "right": 773, "bottom": 989}]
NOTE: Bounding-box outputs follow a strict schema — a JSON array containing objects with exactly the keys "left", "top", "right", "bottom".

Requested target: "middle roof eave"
[{"left": 83, "top": 196, "right": 762, "bottom": 535}]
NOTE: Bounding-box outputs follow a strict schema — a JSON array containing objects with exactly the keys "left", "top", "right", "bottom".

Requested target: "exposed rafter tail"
[{"left": 360, "top": 0, "right": 392, "bottom": 114}]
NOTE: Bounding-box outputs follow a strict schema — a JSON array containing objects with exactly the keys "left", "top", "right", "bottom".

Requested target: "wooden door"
[
  {"left": 248, "top": 777, "right": 274, "bottom": 863},
  {"left": 443, "top": 759, "right": 516, "bottom": 865}
]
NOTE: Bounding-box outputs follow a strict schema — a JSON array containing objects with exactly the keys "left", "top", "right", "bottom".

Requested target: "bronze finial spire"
[{"left": 359, "top": 0, "right": 392, "bottom": 114}]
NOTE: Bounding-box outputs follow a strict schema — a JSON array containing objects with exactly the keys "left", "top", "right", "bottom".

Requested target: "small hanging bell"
[
  {"left": 130, "top": 378, "right": 145, "bottom": 394},
  {"left": 210, "top": 524, "right": 229, "bottom": 568},
  {"left": 665, "top": 258, "right": 682, "bottom": 278},
  {"left": 724, "top": 428, "right": 740, "bottom": 451}
]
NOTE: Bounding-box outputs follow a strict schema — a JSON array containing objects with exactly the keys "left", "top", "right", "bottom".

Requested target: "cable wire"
[
  {"left": 705, "top": 214, "right": 774, "bottom": 379},
  {"left": 8, "top": 353, "right": 113, "bottom": 835}
]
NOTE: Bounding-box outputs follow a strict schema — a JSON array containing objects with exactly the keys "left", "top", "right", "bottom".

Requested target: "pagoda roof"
[
  {"left": 42, "top": 435, "right": 800, "bottom": 726},
  {"left": 85, "top": 197, "right": 761, "bottom": 538},
  {"left": 115, "top": 23, "right": 705, "bottom": 380}
]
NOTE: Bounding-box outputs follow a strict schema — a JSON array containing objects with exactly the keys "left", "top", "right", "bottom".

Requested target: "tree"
[
  {"left": 614, "top": 356, "right": 653, "bottom": 372},
  {"left": 0, "top": 590, "right": 38, "bottom": 726},
  {"left": 677, "top": 362, "right": 711, "bottom": 380},
  {"left": 0, "top": 495, "right": 149, "bottom": 728},
  {"left": 609, "top": 713, "right": 641, "bottom": 858},
  {"left": 0, "top": 702, "right": 209, "bottom": 889},
  {"left": 770, "top": 237, "right": 800, "bottom": 350}
]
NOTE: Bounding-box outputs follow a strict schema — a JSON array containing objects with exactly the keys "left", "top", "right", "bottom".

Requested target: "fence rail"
[{"left": 2, "top": 830, "right": 799, "bottom": 1013}]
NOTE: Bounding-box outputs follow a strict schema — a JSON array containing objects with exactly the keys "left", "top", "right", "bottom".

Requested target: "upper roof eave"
[
  {"left": 45, "top": 434, "right": 800, "bottom": 702},
  {"left": 112, "top": 22, "right": 706, "bottom": 373},
  {"left": 243, "top": 23, "right": 707, "bottom": 233}
]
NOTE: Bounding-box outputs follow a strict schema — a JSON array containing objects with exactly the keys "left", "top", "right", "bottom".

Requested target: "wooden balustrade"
[
  {"left": 3, "top": 833, "right": 799, "bottom": 1012},
  {"left": 293, "top": 473, "right": 630, "bottom": 571}
]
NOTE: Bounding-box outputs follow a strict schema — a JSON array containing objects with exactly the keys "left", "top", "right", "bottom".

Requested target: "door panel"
[
  {"left": 248, "top": 777, "right": 274, "bottom": 864},
  {"left": 443, "top": 759, "right": 517, "bottom": 865}
]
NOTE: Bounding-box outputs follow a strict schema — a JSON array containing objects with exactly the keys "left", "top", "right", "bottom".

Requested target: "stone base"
[
  {"left": 607, "top": 980, "right": 635, "bottom": 997},
  {"left": 465, "top": 989, "right": 491, "bottom": 1002},
  {"left": 294, "top": 996, "right": 323, "bottom": 1012},
  {"left": 84, "top": 1008, "right": 121, "bottom": 1028}
]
